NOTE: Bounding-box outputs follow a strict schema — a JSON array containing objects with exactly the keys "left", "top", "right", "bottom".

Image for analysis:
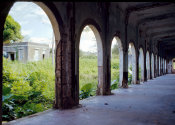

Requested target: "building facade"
[{"left": 3, "top": 42, "right": 50, "bottom": 63}]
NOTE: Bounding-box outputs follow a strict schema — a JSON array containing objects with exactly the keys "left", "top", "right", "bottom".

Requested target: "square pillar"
[
  {"left": 144, "top": 51, "right": 147, "bottom": 81},
  {"left": 122, "top": 51, "right": 128, "bottom": 88},
  {"left": 54, "top": 32, "right": 78, "bottom": 109}
]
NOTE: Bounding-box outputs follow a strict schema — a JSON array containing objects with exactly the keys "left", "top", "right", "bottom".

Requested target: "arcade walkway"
[{"left": 5, "top": 74, "right": 175, "bottom": 125}]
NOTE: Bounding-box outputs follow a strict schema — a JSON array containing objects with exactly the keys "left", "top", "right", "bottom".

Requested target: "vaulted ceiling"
[{"left": 118, "top": 2, "right": 175, "bottom": 57}]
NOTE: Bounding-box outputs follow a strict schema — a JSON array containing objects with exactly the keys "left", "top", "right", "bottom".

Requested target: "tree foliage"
[{"left": 3, "top": 15, "right": 23, "bottom": 43}]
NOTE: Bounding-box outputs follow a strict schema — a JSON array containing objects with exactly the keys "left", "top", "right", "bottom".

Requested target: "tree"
[{"left": 3, "top": 15, "right": 23, "bottom": 43}]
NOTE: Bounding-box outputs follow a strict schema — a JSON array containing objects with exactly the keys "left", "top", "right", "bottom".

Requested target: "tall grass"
[
  {"left": 79, "top": 55, "right": 120, "bottom": 95},
  {"left": 111, "top": 55, "right": 120, "bottom": 82},
  {"left": 79, "top": 57, "right": 98, "bottom": 89}
]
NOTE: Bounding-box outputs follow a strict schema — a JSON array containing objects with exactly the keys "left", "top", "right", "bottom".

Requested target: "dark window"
[
  {"left": 11, "top": 53, "right": 15, "bottom": 61},
  {"left": 43, "top": 54, "right": 45, "bottom": 60}
]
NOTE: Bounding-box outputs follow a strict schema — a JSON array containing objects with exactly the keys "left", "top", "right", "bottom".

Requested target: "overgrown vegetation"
[
  {"left": 79, "top": 56, "right": 98, "bottom": 99},
  {"left": 79, "top": 49, "right": 120, "bottom": 99},
  {"left": 3, "top": 49, "right": 121, "bottom": 121},
  {"left": 139, "top": 65, "right": 141, "bottom": 81},
  {"left": 128, "top": 65, "right": 132, "bottom": 85},
  {"left": 2, "top": 57, "right": 55, "bottom": 121},
  {"left": 110, "top": 54, "right": 120, "bottom": 90}
]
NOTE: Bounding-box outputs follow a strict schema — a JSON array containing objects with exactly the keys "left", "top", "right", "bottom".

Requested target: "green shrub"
[
  {"left": 79, "top": 83, "right": 96, "bottom": 100},
  {"left": 139, "top": 65, "right": 141, "bottom": 81},
  {"left": 2, "top": 57, "right": 55, "bottom": 121},
  {"left": 128, "top": 65, "right": 132, "bottom": 85},
  {"left": 110, "top": 80, "right": 118, "bottom": 90}
]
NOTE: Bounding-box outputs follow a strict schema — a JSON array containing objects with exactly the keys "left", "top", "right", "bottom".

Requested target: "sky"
[
  {"left": 9, "top": 2, "right": 116, "bottom": 52},
  {"left": 9, "top": 2, "right": 53, "bottom": 47},
  {"left": 79, "top": 26, "right": 97, "bottom": 53}
]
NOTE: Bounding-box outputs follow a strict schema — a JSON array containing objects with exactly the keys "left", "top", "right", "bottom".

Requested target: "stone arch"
[
  {"left": 139, "top": 47, "right": 144, "bottom": 82},
  {"left": 110, "top": 36, "right": 123, "bottom": 87},
  {"left": 128, "top": 42, "right": 137, "bottom": 84},
  {"left": 0, "top": 2, "right": 66, "bottom": 109},
  {"left": 0, "top": 2, "right": 64, "bottom": 45},
  {"left": 35, "top": 2, "right": 62, "bottom": 45},
  {"left": 146, "top": 51, "right": 150, "bottom": 80},
  {"left": 76, "top": 20, "right": 104, "bottom": 95},
  {"left": 151, "top": 53, "right": 154, "bottom": 78}
]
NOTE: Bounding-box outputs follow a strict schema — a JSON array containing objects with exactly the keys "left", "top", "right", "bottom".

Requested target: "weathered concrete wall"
[{"left": 27, "top": 42, "right": 50, "bottom": 62}]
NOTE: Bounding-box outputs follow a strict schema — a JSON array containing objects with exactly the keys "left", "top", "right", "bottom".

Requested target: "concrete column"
[
  {"left": 139, "top": 48, "right": 144, "bottom": 82},
  {"left": 144, "top": 51, "right": 147, "bottom": 82},
  {"left": 150, "top": 54, "right": 152, "bottom": 79},
  {"left": 146, "top": 52, "right": 150, "bottom": 80},
  {"left": 55, "top": 32, "right": 78, "bottom": 109},
  {"left": 163, "top": 58, "right": 164, "bottom": 75},
  {"left": 136, "top": 50, "right": 140, "bottom": 84},
  {"left": 159, "top": 57, "right": 160, "bottom": 75},
  {"left": 154, "top": 55, "right": 156, "bottom": 78},
  {"left": 158, "top": 57, "right": 160, "bottom": 76},
  {"left": 162, "top": 58, "right": 163, "bottom": 75},
  {"left": 98, "top": 43, "right": 111, "bottom": 95},
  {"left": 163, "top": 59, "right": 165, "bottom": 75},
  {"left": 131, "top": 45, "right": 137, "bottom": 84},
  {"left": 162, "top": 58, "right": 164, "bottom": 75},
  {"left": 165, "top": 59, "right": 167, "bottom": 74},
  {"left": 157, "top": 56, "right": 159, "bottom": 76},
  {"left": 160, "top": 58, "right": 161, "bottom": 75},
  {"left": 161, "top": 58, "right": 163, "bottom": 75},
  {"left": 94, "top": 26, "right": 110, "bottom": 96},
  {"left": 151, "top": 54, "right": 154, "bottom": 78},
  {"left": 163, "top": 58, "right": 165, "bottom": 74},
  {"left": 122, "top": 51, "right": 128, "bottom": 88}
]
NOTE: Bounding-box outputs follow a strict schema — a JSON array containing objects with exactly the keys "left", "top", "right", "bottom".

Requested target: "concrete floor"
[{"left": 4, "top": 74, "right": 175, "bottom": 125}]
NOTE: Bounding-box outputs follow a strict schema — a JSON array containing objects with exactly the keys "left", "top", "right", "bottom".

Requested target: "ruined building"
[
  {"left": 3, "top": 42, "right": 50, "bottom": 62},
  {"left": 0, "top": 2, "right": 175, "bottom": 125}
]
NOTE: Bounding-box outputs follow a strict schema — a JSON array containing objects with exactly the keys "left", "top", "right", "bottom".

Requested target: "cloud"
[
  {"left": 21, "top": 29, "right": 32, "bottom": 36},
  {"left": 11, "top": 2, "right": 30, "bottom": 12},
  {"left": 41, "top": 17, "right": 51, "bottom": 25},
  {"left": 80, "top": 39, "right": 97, "bottom": 52},
  {"left": 8, "top": 2, "right": 53, "bottom": 49},
  {"left": 20, "top": 20, "right": 29, "bottom": 25},
  {"left": 80, "top": 29, "right": 97, "bottom": 52},
  {"left": 35, "top": 9, "right": 46, "bottom": 16},
  {"left": 29, "top": 37, "right": 51, "bottom": 44},
  {"left": 29, "top": 37, "right": 54, "bottom": 48}
]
